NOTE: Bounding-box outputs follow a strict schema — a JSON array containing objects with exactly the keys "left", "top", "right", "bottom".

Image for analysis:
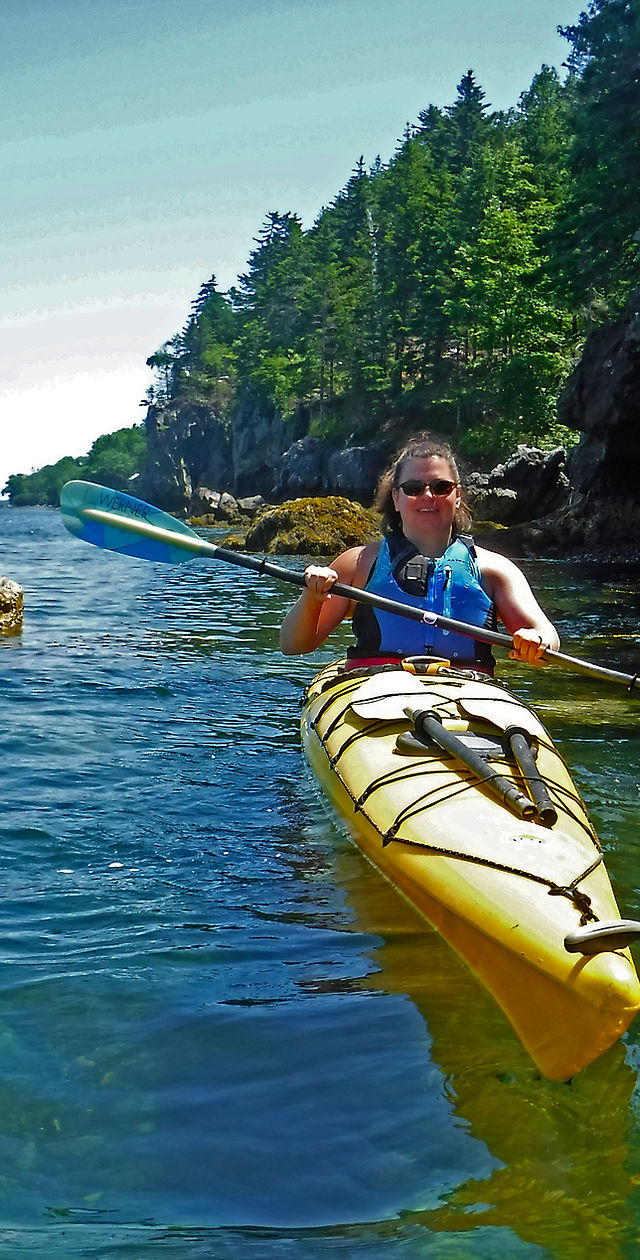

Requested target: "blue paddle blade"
[{"left": 60, "top": 481, "right": 198, "bottom": 564}]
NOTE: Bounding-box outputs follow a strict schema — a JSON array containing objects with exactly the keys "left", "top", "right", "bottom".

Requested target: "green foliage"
[
  {"left": 146, "top": 274, "right": 237, "bottom": 406},
  {"left": 3, "top": 426, "right": 147, "bottom": 506},
  {"left": 141, "top": 11, "right": 638, "bottom": 466},
  {"left": 83, "top": 427, "right": 147, "bottom": 488},
  {"left": 553, "top": 0, "right": 640, "bottom": 307}
]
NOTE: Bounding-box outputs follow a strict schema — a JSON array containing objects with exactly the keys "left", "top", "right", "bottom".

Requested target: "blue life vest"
[{"left": 349, "top": 533, "right": 496, "bottom": 666}]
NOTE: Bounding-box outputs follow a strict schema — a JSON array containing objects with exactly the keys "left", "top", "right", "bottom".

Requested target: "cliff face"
[
  {"left": 560, "top": 288, "right": 640, "bottom": 495},
  {"left": 231, "top": 394, "right": 307, "bottom": 497},
  {"left": 136, "top": 394, "right": 388, "bottom": 511},
  {"left": 556, "top": 288, "right": 640, "bottom": 552},
  {"left": 135, "top": 403, "right": 233, "bottom": 511},
  {"left": 135, "top": 291, "right": 640, "bottom": 555}
]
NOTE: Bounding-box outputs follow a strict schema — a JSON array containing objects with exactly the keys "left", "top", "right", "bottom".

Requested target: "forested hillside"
[
  {"left": 145, "top": 0, "right": 639, "bottom": 467},
  {"left": 3, "top": 426, "right": 147, "bottom": 506}
]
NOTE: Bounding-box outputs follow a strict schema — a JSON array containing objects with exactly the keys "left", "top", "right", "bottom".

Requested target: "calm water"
[{"left": 2, "top": 506, "right": 640, "bottom": 1259}]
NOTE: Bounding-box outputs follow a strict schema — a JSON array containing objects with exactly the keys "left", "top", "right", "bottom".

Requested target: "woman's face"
[{"left": 391, "top": 455, "right": 460, "bottom": 542}]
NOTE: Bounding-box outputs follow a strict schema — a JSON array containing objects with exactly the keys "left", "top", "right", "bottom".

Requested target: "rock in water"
[
  {"left": 224, "top": 496, "right": 380, "bottom": 555},
  {"left": 0, "top": 577, "right": 23, "bottom": 634}
]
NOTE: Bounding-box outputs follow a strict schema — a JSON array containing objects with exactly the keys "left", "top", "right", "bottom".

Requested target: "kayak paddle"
[{"left": 59, "top": 480, "right": 640, "bottom": 693}]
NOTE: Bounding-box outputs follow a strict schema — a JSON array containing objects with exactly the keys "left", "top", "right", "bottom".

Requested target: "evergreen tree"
[
  {"left": 515, "top": 65, "right": 572, "bottom": 201},
  {"left": 555, "top": 0, "right": 640, "bottom": 305},
  {"left": 444, "top": 70, "right": 491, "bottom": 173},
  {"left": 376, "top": 130, "right": 454, "bottom": 390},
  {"left": 137, "top": 52, "right": 608, "bottom": 466},
  {"left": 445, "top": 140, "right": 571, "bottom": 446},
  {"left": 323, "top": 159, "right": 383, "bottom": 407},
  {"left": 298, "top": 214, "right": 344, "bottom": 421},
  {"left": 146, "top": 336, "right": 183, "bottom": 401},
  {"left": 178, "top": 274, "right": 236, "bottom": 403},
  {"left": 234, "top": 211, "right": 309, "bottom": 410}
]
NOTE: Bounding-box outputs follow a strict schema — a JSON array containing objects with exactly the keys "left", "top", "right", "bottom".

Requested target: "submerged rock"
[
  {"left": 223, "top": 496, "right": 381, "bottom": 555},
  {"left": 0, "top": 577, "right": 23, "bottom": 634}
]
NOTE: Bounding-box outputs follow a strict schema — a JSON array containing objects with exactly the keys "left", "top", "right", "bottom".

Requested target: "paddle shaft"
[
  {"left": 412, "top": 710, "right": 535, "bottom": 820},
  {"left": 82, "top": 505, "right": 640, "bottom": 693}
]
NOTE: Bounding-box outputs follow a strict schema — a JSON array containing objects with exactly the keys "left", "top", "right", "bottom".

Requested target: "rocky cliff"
[
  {"left": 136, "top": 394, "right": 391, "bottom": 513},
  {"left": 555, "top": 287, "right": 640, "bottom": 554},
  {"left": 135, "top": 403, "right": 233, "bottom": 512},
  {"left": 134, "top": 290, "right": 640, "bottom": 556}
]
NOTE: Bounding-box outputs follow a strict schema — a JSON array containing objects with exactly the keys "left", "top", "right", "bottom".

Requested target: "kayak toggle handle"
[{"left": 564, "top": 920, "right": 640, "bottom": 955}]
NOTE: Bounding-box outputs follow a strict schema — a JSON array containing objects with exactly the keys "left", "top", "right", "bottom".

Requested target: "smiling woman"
[{"left": 279, "top": 433, "right": 560, "bottom": 669}]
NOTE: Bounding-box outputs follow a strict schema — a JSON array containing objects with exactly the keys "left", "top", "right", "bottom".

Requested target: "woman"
[{"left": 280, "top": 434, "right": 560, "bottom": 669}]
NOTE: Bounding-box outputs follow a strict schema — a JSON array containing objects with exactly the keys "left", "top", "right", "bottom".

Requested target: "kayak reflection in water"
[{"left": 280, "top": 433, "right": 560, "bottom": 672}]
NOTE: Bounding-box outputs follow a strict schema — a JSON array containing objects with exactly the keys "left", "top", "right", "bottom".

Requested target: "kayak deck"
[{"left": 301, "top": 659, "right": 640, "bottom": 1080}]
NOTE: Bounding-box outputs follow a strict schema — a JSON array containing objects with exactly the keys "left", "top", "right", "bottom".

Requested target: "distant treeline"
[
  {"left": 142, "top": 1, "right": 638, "bottom": 465},
  {"left": 3, "top": 426, "right": 147, "bottom": 507}
]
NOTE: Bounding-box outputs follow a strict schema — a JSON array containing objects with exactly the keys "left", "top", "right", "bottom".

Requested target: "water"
[{"left": 1, "top": 507, "right": 640, "bottom": 1259}]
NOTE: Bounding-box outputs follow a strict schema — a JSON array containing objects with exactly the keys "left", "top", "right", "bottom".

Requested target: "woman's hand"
[
  {"left": 280, "top": 542, "right": 377, "bottom": 656},
  {"left": 509, "top": 627, "right": 552, "bottom": 666},
  {"left": 303, "top": 565, "right": 339, "bottom": 601},
  {"left": 476, "top": 548, "right": 560, "bottom": 665}
]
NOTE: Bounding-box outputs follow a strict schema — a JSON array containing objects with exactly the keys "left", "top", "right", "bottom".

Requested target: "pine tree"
[
  {"left": 515, "top": 66, "right": 572, "bottom": 201},
  {"left": 234, "top": 212, "right": 309, "bottom": 411},
  {"left": 445, "top": 70, "right": 490, "bottom": 173},
  {"left": 376, "top": 129, "right": 454, "bottom": 390},
  {"left": 555, "top": 0, "right": 640, "bottom": 305}
]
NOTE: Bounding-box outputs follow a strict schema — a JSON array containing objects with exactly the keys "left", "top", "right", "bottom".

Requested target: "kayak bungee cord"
[
  {"left": 320, "top": 739, "right": 604, "bottom": 921},
  {"left": 307, "top": 674, "right": 604, "bottom": 922},
  {"left": 308, "top": 670, "right": 599, "bottom": 843}
]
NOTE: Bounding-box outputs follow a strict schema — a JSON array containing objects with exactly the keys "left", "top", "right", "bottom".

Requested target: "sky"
[{"left": 1, "top": 0, "right": 586, "bottom": 492}]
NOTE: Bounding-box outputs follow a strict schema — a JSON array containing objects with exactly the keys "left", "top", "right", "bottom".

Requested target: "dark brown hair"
[{"left": 375, "top": 434, "right": 472, "bottom": 535}]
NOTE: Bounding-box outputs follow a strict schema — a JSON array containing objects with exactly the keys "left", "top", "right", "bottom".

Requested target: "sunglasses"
[{"left": 397, "top": 478, "right": 457, "bottom": 498}]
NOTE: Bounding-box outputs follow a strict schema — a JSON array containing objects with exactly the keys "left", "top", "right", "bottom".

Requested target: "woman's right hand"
[
  {"left": 304, "top": 565, "right": 339, "bottom": 601},
  {"left": 281, "top": 543, "right": 376, "bottom": 655}
]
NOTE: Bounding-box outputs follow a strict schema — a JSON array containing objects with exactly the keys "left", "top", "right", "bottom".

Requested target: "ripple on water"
[{"left": 2, "top": 515, "right": 640, "bottom": 1255}]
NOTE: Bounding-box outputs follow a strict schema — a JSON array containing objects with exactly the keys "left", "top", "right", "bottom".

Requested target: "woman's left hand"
[{"left": 509, "top": 628, "right": 551, "bottom": 666}]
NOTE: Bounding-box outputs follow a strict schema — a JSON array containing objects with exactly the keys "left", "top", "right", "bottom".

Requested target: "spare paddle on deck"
[
  {"left": 505, "top": 728, "right": 558, "bottom": 827},
  {"left": 406, "top": 708, "right": 536, "bottom": 822},
  {"left": 59, "top": 480, "right": 640, "bottom": 693}
]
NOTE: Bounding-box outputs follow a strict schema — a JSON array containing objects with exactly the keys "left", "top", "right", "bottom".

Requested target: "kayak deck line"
[
  {"left": 381, "top": 836, "right": 602, "bottom": 922},
  {"left": 315, "top": 666, "right": 599, "bottom": 835},
  {"left": 301, "top": 658, "right": 640, "bottom": 1079},
  {"left": 309, "top": 665, "right": 594, "bottom": 831},
  {"left": 314, "top": 702, "right": 604, "bottom": 922},
  {"left": 307, "top": 669, "right": 603, "bottom": 917}
]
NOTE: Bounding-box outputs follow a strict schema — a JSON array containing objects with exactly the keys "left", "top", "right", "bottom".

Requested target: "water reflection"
[{"left": 326, "top": 838, "right": 640, "bottom": 1260}]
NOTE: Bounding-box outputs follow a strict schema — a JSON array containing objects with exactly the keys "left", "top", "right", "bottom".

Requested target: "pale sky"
[{"left": 1, "top": 0, "right": 585, "bottom": 491}]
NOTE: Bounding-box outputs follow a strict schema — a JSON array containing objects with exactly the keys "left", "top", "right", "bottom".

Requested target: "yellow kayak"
[{"left": 301, "top": 658, "right": 640, "bottom": 1080}]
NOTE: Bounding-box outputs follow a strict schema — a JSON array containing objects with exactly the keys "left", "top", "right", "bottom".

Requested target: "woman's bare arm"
[
  {"left": 279, "top": 543, "right": 379, "bottom": 655},
  {"left": 476, "top": 546, "right": 560, "bottom": 665}
]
